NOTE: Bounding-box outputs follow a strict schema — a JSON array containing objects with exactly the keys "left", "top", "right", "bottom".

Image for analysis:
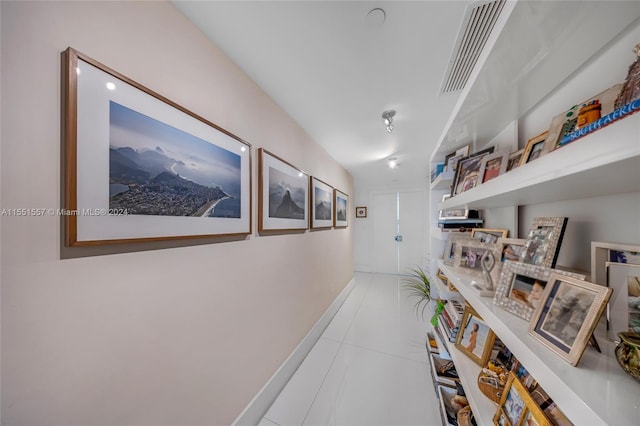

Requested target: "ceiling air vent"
[{"left": 440, "top": 0, "right": 505, "bottom": 93}]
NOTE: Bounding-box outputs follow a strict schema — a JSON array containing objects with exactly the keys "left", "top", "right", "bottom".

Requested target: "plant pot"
[{"left": 615, "top": 332, "right": 640, "bottom": 382}]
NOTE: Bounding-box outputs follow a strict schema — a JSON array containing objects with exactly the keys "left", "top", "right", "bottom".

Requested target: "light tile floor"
[{"left": 259, "top": 272, "right": 441, "bottom": 426}]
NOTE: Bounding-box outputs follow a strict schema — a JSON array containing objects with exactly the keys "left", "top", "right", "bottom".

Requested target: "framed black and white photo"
[
  {"left": 529, "top": 274, "right": 611, "bottom": 366},
  {"left": 62, "top": 48, "right": 252, "bottom": 246},
  {"left": 310, "top": 177, "right": 333, "bottom": 229},
  {"left": 334, "top": 189, "right": 349, "bottom": 228},
  {"left": 520, "top": 217, "right": 568, "bottom": 268},
  {"left": 258, "top": 149, "right": 309, "bottom": 233}
]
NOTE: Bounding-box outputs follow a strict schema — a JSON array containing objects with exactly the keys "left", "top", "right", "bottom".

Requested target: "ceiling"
[{"left": 172, "top": 1, "right": 471, "bottom": 189}]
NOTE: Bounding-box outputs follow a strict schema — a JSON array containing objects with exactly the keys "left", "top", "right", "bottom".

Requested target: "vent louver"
[{"left": 440, "top": 0, "right": 505, "bottom": 93}]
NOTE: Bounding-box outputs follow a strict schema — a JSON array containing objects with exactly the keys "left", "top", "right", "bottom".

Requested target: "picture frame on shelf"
[
  {"left": 453, "top": 239, "right": 501, "bottom": 282},
  {"left": 529, "top": 274, "right": 612, "bottom": 366},
  {"left": 520, "top": 217, "right": 568, "bottom": 268},
  {"left": 506, "top": 149, "right": 524, "bottom": 172},
  {"left": 494, "top": 373, "right": 552, "bottom": 426},
  {"left": 444, "top": 144, "right": 470, "bottom": 173},
  {"left": 258, "top": 149, "right": 309, "bottom": 233},
  {"left": 605, "top": 262, "right": 640, "bottom": 339},
  {"left": 590, "top": 241, "right": 640, "bottom": 285},
  {"left": 62, "top": 48, "right": 252, "bottom": 246},
  {"left": 455, "top": 304, "right": 496, "bottom": 366},
  {"left": 493, "top": 260, "right": 585, "bottom": 322},
  {"left": 436, "top": 268, "right": 448, "bottom": 283},
  {"left": 439, "top": 194, "right": 469, "bottom": 220},
  {"left": 355, "top": 206, "right": 367, "bottom": 218},
  {"left": 495, "top": 237, "right": 526, "bottom": 262},
  {"left": 333, "top": 189, "right": 349, "bottom": 228},
  {"left": 451, "top": 147, "right": 494, "bottom": 196},
  {"left": 310, "top": 177, "right": 333, "bottom": 229},
  {"left": 471, "top": 228, "right": 509, "bottom": 243},
  {"left": 478, "top": 151, "right": 509, "bottom": 183},
  {"left": 442, "top": 233, "right": 474, "bottom": 265},
  {"left": 520, "top": 131, "right": 550, "bottom": 166}
]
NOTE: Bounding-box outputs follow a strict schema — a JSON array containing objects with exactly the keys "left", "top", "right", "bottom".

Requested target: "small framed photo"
[
  {"left": 258, "top": 149, "right": 309, "bottom": 233},
  {"left": 520, "top": 131, "right": 550, "bottom": 166},
  {"left": 455, "top": 304, "right": 496, "bottom": 366},
  {"left": 520, "top": 217, "right": 568, "bottom": 268},
  {"left": 310, "top": 177, "right": 333, "bottom": 229},
  {"left": 478, "top": 152, "right": 509, "bottom": 183},
  {"left": 355, "top": 206, "right": 367, "bottom": 218},
  {"left": 506, "top": 149, "right": 524, "bottom": 172},
  {"left": 494, "top": 373, "right": 552, "bottom": 426},
  {"left": 590, "top": 241, "right": 640, "bottom": 285},
  {"left": 442, "top": 233, "right": 474, "bottom": 265},
  {"left": 438, "top": 194, "right": 469, "bottom": 220},
  {"left": 451, "top": 147, "right": 494, "bottom": 196},
  {"left": 453, "top": 239, "right": 501, "bottom": 281},
  {"left": 333, "top": 189, "right": 349, "bottom": 228},
  {"left": 529, "top": 274, "right": 612, "bottom": 366},
  {"left": 605, "top": 262, "right": 640, "bottom": 339},
  {"left": 495, "top": 237, "right": 526, "bottom": 263},
  {"left": 493, "top": 260, "right": 585, "bottom": 322},
  {"left": 444, "top": 144, "right": 470, "bottom": 173},
  {"left": 471, "top": 228, "right": 509, "bottom": 244}
]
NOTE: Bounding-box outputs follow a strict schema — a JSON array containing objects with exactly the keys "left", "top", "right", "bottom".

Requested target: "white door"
[{"left": 371, "top": 190, "right": 424, "bottom": 274}]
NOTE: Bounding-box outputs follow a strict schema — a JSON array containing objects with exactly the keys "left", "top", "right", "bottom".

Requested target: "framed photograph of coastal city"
[
  {"left": 310, "top": 177, "right": 334, "bottom": 229},
  {"left": 62, "top": 48, "right": 252, "bottom": 246},
  {"left": 334, "top": 189, "right": 349, "bottom": 228},
  {"left": 258, "top": 149, "right": 309, "bottom": 233}
]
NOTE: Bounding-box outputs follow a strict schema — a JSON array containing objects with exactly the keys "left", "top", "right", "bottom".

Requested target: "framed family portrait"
[
  {"left": 453, "top": 239, "right": 502, "bottom": 282},
  {"left": 520, "top": 217, "right": 568, "bottom": 268},
  {"left": 520, "top": 131, "right": 550, "bottom": 166},
  {"left": 478, "top": 151, "right": 509, "bottom": 183},
  {"left": 493, "top": 260, "right": 585, "bottom": 322},
  {"left": 494, "top": 372, "right": 552, "bottom": 426},
  {"left": 62, "top": 48, "right": 252, "bottom": 246},
  {"left": 455, "top": 304, "right": 496, "bottom": 366},
  {"left": 471, "top": 228, "right": 509, "bottom": 244},
  {"left": 310, "top": 177, "right": 333, "bottom": 229},
  {"left": 529, "top": 274, "right": 612, "bottom": 366},
  {"left": 333, "top": 189, "right": 349, "bottom": 228},
  {"left": 258, "top": 149, "right": 309, "bottom": 233}
]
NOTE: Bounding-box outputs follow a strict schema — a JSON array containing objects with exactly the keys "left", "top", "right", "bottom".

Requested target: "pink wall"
[{"left": 0, "top": 1, "right": 353, "bottom": 424}]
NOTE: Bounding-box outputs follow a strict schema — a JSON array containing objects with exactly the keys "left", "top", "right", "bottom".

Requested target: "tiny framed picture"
[
  {"left": 506, "top": 149, "right": 524, "bottom": 172},
  {"left": 520, "top": 217, "right": 568, "bottom": 268},
  {"left": 333, "top": 189, "right": 349, "bottom": 228},
  {"left": 439, "top": 194, "right": 469, "bottom": 220},
  {"left": 529, "top": 274, "right": 612, "bottom": 366},
  {"left": 471, "top": 228, "right": 509, "bottom": 244},
  {"left": 495, "top": 237, "right": 526, "bottom": 263},
  {"left": 493, "top": 260, "right": 585, "bottom": 322},
  {"left": 478, "top": 151, "right": 509, "bottom": 183},
  {"left": 355, "top": 206, "right": 367, "bottom": 218},
  {"left": 310, "top": 177, "right": 333, "bottom": 229},
  {"left": 494, "top": 373, "right": 552, "bottom": 426},
  {"left": 455, "top": 304, "right": 496, "bottom": 366},
  {"left": 520, "top": 131, "right": 550, "bottom": 166},
  {"left": 258, "top": 149, "right": 309, "bottom": 233}
]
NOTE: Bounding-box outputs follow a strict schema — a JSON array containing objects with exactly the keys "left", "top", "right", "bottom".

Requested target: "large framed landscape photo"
[
  {"left": 310, "top": 177, "right": 333, "bottom": 229},
  {"left": 62, "top": 48, "right": 252, "bottom": 245},
  {"left": 258, "top": 148, "right": 309, "bottom": 233}
]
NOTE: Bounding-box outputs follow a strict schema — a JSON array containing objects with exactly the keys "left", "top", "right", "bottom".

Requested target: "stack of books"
[{"left": 439, "top": 300, "right": 464, "bottom": 342}]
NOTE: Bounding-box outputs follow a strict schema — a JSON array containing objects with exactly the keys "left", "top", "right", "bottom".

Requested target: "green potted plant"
[{"left": 402, "top": 266, "right": 432, "bottom": 319}]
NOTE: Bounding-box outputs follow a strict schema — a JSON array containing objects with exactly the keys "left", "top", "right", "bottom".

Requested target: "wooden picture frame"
[
  {"left": 478, "top": 151, "right": 509, "bottom": 183},
  {"left": 529, "top": 274, "right": 612, "bottom": 366},
  {"left": 439, "top": 194, "right": 469, "bottom": 220},
  {"left": 455, "top": 304, "right": 496, "bottom": 366},
  {"left": 62, "top": 48, "right": 252, "bottom": 246},
  {"left": 310, "top": 177, "right": 333, "bottom": 229},
  {"left": 506, "top": 149, "right": 524, "bottom": 172},
  {"left": 520, "top": 131, "right": 550, "bottom": 166},
  {"left": 494, "top": 373, "right": 552, "bottom": 426},
  {"left": 333, "top": 189, "right": 349, "bottom": 228},
  {"left": 495, "top": 237, "right": 526, "bottom": 263},
  {"left": 520, "top": 217, "right": 568, "bottom": 268},
  {"left": 493, "top": 260, "right": 585, "bottom": 322},
  {"left": 258, "top": 148, "right": 308, "bottom": 233},
  {"left": 355, "top": 206, "right": 367, "bottom": 218},
  {"left": 471, "top": 228, "right": 509, "bottom": 243}
]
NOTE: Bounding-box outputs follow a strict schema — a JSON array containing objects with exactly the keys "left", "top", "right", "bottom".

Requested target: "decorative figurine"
[
  {"left": 481, "top": 250, "right": 496, "bottom": 291},
  {"left": 614, "top": 43, "right": 640, "bottom": 109}
]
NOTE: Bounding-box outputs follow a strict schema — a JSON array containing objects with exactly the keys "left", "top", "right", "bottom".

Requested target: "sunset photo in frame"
[
  {"left": 529, "top": 274, "right": 612, "bottom": 366},
  {"left": 334, "top": 189, "right": 349, "bottom": 228},
  {"left": 258, "top": 148, "right": 308, "bottom": 233},
  {"left": 62, "top": 48, "right": 252, "bottom": 246},
  {"left": 310, "top": 177, "right": 333, "bottom": 229}
]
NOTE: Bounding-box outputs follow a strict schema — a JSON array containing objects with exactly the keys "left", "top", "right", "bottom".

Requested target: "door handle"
[{"left": 394, "top": 235, "right": 403, "bottom": 242}]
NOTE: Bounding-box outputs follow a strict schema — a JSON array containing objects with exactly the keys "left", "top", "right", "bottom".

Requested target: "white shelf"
[
  {"left": 441, "top": 113, "right": 640, "bottom": 210},
  {"left": 439, "top": 260, "right": 640, "bottom": 426},
  {"left": 430, "top": 171, "right": 455, "bottom": 191},
  {"left": 433, "top": 276, "right": 463, "bottom": 301}
]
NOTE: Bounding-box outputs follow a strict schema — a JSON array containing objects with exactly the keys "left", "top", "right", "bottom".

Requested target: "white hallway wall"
[{"left": 0, "top": 2, "right": 353, "bottom": 425}]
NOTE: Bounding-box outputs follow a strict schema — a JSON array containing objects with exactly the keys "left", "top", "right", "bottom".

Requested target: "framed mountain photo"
[
  {"left": 334, "top": 189, "right": 349, "bottom": 228},
  {"left": 310, "top": 177, "right": 334, "bottom": 229}
]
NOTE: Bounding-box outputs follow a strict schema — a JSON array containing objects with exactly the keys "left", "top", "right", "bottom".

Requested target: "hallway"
[{"left": 259, "top": 272, "right": 441, "bottom": 426}]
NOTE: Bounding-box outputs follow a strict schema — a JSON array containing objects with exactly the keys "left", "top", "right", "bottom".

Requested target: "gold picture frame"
[
  {"left": 455, "top": 304, "right": 496, "bottom": 366},
  {"left": 493, "top": 372, "right": 552, "bottom": 426},
  {"left": 471, "top": 228, "right": 509, "bottom": 243},
  {"left": 520, "top": 131, "right": 550, "bottom": 166}
]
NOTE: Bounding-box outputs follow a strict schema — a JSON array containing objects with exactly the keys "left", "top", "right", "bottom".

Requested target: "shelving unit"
[{"left": 427, "top": 2, "right": 640, "bottom": 425}]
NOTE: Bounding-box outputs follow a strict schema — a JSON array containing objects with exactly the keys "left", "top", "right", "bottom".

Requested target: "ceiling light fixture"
[
  {"left": 388, "top": 157, "right": 397, "bottom": 169},
  {"left": 382, "top": 110, "right": 395, "bottom": 133}
]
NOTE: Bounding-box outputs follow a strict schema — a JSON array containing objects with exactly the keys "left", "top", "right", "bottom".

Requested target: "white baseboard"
[{"left": 232, "top": 276, "right": 356, "bottom": 426}]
